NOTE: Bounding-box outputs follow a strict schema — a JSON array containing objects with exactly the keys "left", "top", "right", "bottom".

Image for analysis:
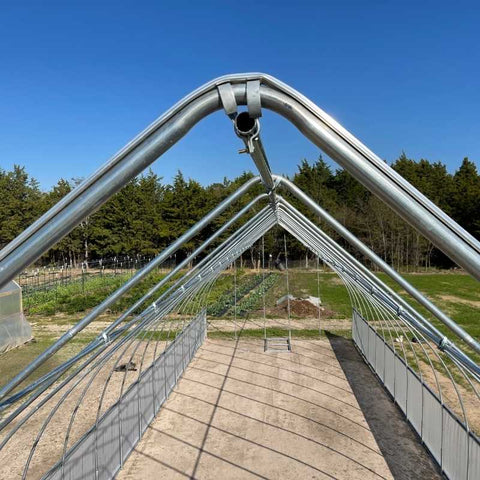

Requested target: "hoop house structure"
[
  {"left": 0, "top": 280, "right": 32, "bottom": 354},
  {"left": 0, "top": 74, "right": 478, "bottom": 480}
]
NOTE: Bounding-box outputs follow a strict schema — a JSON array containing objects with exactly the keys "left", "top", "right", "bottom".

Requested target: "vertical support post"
[
  {"left": 284, "top": 234, "right": 292, "bottom": 349},
  {"left": 82, "top": 263, "right": 85, "bottom": 296},
  {"left": 118, "top": 395, "right": 124, "bottom": 468},
  {"left": 262, "top": 236, "right": 267, "bottom": 343},
  {"left": 234, "top": 260, "right": 237, "bottom": 341},
  {"left": 317, "top": 256, "right": 321, "bottom": 334}
]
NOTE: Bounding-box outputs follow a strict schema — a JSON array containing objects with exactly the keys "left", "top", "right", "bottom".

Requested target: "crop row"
[
  {"left": 234, "top": 273, "right": 279, "bottom": 317},
  {"left": 207, "top": 273, "right": 266, "bottom": 317}
]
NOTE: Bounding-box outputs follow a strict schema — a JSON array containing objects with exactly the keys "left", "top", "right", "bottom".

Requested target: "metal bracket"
[
  {"left": 217, "top": 83, "right": 238, "bottom": 119},
  {"left": 439, "top": 336, "right": 452, "bottom": 351},
  {"left": 246, "top": 80, "right": 262, "bottom": 118},
  {"left": 218, "top": 80, "right": 262, "bottom": 120},
  {"left": 244, "top": 133, "right": 257, "bottom": 154}
]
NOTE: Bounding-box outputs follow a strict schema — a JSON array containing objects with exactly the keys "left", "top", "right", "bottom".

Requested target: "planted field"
[
  {"left": 205, "top": 271, "right": 279, "bottom": 317},
  {"left": 23, "top": 270, "right": 174, "bottom": 316},
  {"left": 2, "top": 270, "right": 478, "bottom": 404}
]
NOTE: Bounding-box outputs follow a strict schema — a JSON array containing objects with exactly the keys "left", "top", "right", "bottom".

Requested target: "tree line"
[{"left": 0, "top": 153, "right": 478, "bottom": 271}]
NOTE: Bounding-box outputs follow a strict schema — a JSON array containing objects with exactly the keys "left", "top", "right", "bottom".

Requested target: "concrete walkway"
[{"left": 117, "top": 337, "right": 441, "bottom": 480}]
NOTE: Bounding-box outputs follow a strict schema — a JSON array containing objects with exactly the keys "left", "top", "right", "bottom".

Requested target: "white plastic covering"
[{"left": 0, "top": 280, "right": 32, "bottom": 354}]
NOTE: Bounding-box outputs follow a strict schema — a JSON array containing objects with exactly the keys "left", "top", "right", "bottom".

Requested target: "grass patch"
[
  {"left": 136, "top": 329, "right": 181, "bottom": 341},
  {"left": 4, "top": 270, "right": 476, "bottom": 399},
  {"left": 24, "top": 270, "right": 178, "bottom": 317},
  {"left": 378, "top": 272, "right": 480, "bottom": 302},
  {"left": 0, "top": 331, "right": 98, "bottom": 401},
  {"left": 374, "top": 272, "right": 480, "bottom": 363},
  {"left": 263, "top": 271, "right": 352, "bottom": 319}
]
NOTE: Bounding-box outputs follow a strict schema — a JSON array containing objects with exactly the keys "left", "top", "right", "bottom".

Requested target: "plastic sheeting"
[{"left": 0, "top": 281, "right": 32, "bottom": 354}]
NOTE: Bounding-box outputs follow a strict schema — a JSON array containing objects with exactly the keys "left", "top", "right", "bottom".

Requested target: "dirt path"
[
  {"left": 207, "top": 317, "right": 352, "bottom": 333},
  {"left": 438, "top": 294, "right": 480, "bottom": 308}
]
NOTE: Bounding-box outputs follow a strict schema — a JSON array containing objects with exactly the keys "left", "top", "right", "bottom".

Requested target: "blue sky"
[{"left": 0, "top": 1, "right": 479, "bottom": 190}]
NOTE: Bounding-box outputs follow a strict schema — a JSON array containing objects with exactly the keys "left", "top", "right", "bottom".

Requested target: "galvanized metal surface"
[
  {"left": 353, "top": 310, "right": 480, "bottom": 480},
  {"left": 0, "top": 193, "right": 478, "bottom": 480},
  {"left": 1, "top": 74, "right": 479, "bottom": 286},
  {"left": 0, "top": 74, "right": 478, "bottom": 480},
  {"left": 0, "top": 203, "right": 277, "bottom": 480},
  {"left": 0, "top": 176, "right": 262, "bottom": 402}
]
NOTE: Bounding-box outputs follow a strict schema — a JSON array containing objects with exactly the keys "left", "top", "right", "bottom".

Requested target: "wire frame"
[{"left": 0, "top": 194, "right": 478, "bottom": 480}]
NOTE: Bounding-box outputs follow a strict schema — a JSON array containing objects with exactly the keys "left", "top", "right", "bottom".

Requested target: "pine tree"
[
  {"left": 0, "top": 165, "right": 43, "bottom": 249},
  {"left": 452, "top": 158, "right": 480, "bottom": 238}
]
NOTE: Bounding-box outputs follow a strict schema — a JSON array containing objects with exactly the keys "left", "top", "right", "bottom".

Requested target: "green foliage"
[
  {"left": 1, "top": 154, "right": 479, "bottom": 272},
  {"left": 235, "top": 273, "right": 279, "bottom": 316},
  {"left": 205, "top": 272, "right": 264, "bottom": 316},
  {"left": 24, "top": 271, "right": 171, "bottom": 316},
  {"left": 451, "top": 158, "right": 480, "bottom": 238},
  {"left": 0, "top": 166, "right": 42, "bottom": 250}
]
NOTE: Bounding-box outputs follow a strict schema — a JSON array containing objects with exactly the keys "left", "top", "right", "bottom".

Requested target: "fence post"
[{"left": 82, "top": 263, "right": 85, "bottom": 295}]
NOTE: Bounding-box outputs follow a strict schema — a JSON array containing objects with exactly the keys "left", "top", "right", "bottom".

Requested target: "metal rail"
[
  {"left": 0, "top": 73, "right": 479, "bottom": 480},
  {"left": 0, "top": 176, "right": 262, "bottom": 401},
  {"left": 1, "top": 74, "right": 479, "bottom": 285},
  {"left": 0, "top": 190, "right": 478, "bottom": 480},
  {"left": 275, "top": 199, "right": 480, "bottom": 376},
  {"left": 273, "top": 176, "right": 480, "bottom": 355}
]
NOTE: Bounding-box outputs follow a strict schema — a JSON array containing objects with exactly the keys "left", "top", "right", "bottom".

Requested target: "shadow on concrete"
[
  {"left": 119, "top": 336, "right": 444, "bottom": 480},
  {"left": 326, "top": 332, "right": 442, "bottom": 480},
  {"left": 185, "top": 338, "right": 389, "bottom": 479}
]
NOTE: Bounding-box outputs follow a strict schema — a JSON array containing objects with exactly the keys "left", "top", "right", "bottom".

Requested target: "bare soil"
[
  {"left": 0, "top": 323, "right": 183, "bottom": 480},
  {"left": 207, "top": 317, "right": 352, "bottom": 333},
  {"left": 438, "top": 294, "right": 480, "bottom": 308},
  {"left": 262, "top": 299, "right": 337, "bottom": 318}
]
